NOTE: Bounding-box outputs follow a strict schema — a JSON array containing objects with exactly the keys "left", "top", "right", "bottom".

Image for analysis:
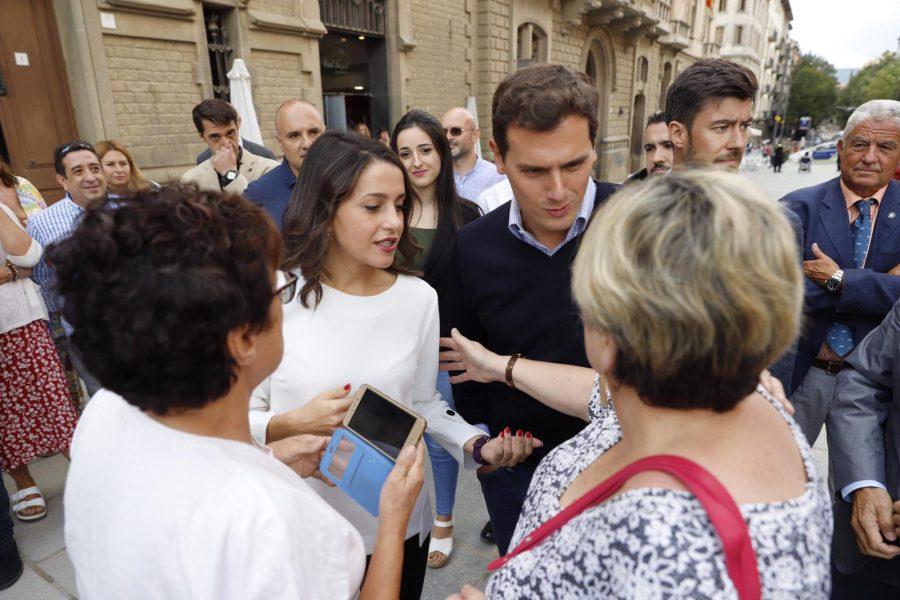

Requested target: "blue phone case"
[{"left": 320, "top": 428, "right": 394, "bottom": 516}]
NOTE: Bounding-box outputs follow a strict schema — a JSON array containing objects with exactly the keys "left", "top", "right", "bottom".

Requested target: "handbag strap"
[{"left": 488, "top": 454, "right": 761, "bottom": 600}]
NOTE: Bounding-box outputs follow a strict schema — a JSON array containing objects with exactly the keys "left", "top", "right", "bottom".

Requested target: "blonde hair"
[
  {"left": 95, "top": 140, "right": 150, "bottom": 192},
  {"left": 572, "top": 170, "right": 802, "bottom": 411}
]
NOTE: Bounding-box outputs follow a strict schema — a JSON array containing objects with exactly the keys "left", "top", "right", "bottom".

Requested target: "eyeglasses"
[
  {"left": 57, "top": 141, "right": 95, "bottom": 160},
  {"left": 442, "top": 127, "right": 475, "bottom": 137},
  {"left": 273, "top": 270, "right": 299, "bottom": 305}
]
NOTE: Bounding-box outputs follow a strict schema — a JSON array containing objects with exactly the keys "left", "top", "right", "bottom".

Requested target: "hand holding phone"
[{"left": 378, "top": 443, "right": 426, "bottom": 535}]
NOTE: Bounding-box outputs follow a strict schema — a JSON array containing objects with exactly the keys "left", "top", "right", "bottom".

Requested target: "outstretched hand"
[{"left": 439, "top": 328, "right": 507, "bottom": 384}]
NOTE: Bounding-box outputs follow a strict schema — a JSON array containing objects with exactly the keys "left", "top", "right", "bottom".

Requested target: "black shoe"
[
  {"left": 0, "top": 538, "right": 23, "bottom": 591},
  {"left": 480, "top": 520, "right": 495, "bottom": 545}
]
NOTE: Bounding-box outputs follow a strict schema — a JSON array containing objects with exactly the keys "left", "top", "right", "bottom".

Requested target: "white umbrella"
[
  {"left": 227, "top": 59, "right": 264, "bottom": 146},
  {"left": 466, "top": 95, "right": 481, "bottom": 157}
]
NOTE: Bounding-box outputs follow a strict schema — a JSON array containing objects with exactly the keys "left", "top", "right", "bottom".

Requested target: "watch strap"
[{"left": 471, "top": 435, "right": 491, "bottom": 466}]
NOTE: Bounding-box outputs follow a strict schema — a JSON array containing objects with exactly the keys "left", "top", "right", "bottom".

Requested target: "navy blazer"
[
  {"left": 244, "top": 159, "right": 296, "bottom": 228},
  {"left": 780, "top": 177, "right": 900, "bottom": 392}
]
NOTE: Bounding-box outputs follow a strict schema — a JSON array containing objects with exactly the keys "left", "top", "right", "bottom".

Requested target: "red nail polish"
[
  {"left": 343, "top": 384, "right": 351, "bottom": 391},
  {"left": 525, "top": 431, "right": 532, "bottom": 439},
  {"left": 500, "top": 430, "right": 504, "bottom": 438},
  {"left": 505, "top": 426, "right": 511, "bottom": 435},
  {"left": 516, "top": 429, "right": 523, "bottom": 437}
]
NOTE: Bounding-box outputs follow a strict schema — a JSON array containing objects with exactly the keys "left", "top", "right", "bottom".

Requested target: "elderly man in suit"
[
  {"left": 181, "top": 99, "right": 278, "bottom": 194},
  {"left": 830, "top": 294, "right": 900, "bottom": 597},
  {"left": 781, "top": 100, "right": 900, "bottom": 448}
]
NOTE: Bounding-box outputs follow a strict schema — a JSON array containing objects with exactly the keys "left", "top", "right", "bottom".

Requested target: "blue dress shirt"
[{"left": 244, "top": 159, "right": 297, "bottom": 228}]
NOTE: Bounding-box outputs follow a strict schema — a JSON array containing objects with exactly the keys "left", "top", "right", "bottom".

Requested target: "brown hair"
[
  {"left": 491, "top": 64, "right": 599, "bottom": 157},
  {"left": 95, "top": 140, "right": 151, "bottom": 193},
  {"left": 665, "top": 59, "right": 758, "bottom": 130},
  {"left": 282, "top": 130, "right": 418, "bottom": 308},
  {"left": 0, "top": 161, "right": 15, "bottom": 188},
  {"left": 191, "top": 99, "right": 239, "bottom": 134}
]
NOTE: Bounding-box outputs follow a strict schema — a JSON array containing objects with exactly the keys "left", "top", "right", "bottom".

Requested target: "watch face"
[{"left": 826, "top": 278, "right": 838, "bottom": 292}]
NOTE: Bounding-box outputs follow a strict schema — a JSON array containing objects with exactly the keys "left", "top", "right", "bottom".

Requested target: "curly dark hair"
[
  {"left": 47, "top": 184, "right": 281, "bottom": 414},
  {"left": 282, "top": 130, "right": 418, "bottom": 308}
]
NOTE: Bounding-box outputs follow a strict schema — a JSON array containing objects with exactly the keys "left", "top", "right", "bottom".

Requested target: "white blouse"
[
  {"left": 65, "top": 390, "right": 366, "bottom": 600},
  {"left": 0, "top": 202, "right": 46, "bottom": 334},
  {"left": 251, "top": 273, "right": 484, "bottom": 553}
]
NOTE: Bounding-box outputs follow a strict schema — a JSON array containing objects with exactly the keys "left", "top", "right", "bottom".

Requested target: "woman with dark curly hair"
[
  {"left": 390, "top": 109, "right": 482, "bottom": 568},
  {"left": 55, "top": 184, "right": 426, "bottom": 600},
  {"left": 250, "top": 131, "right": 540, "bottom": 600}
]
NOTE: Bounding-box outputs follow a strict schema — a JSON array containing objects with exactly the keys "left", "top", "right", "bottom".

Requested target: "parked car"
[{"left": 810, "top": 141, "right": 838, "bottom": 160}]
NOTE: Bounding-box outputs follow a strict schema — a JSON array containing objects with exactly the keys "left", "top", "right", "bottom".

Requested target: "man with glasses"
[
  {"left": 27, "top": 141, "right": 108, "bottom": 397},
  {"left": 441, "top": 107, "right": 506, "bottom": 201}
]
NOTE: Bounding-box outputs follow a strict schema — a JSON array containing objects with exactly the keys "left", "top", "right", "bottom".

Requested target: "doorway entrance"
[
  {"left": 0, "top": 0, "right": 79, "bottom": 202},
  {"left": 318, "top": 0, "right": 389, "bottom": 136}
]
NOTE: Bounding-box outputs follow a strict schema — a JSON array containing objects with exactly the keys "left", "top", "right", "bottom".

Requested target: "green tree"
[
  {"left": 838, "top": 52, "right": 900, "bottom": 115},
  {"left": 787, "top": 54, "right": 838, "bottom": 127}
]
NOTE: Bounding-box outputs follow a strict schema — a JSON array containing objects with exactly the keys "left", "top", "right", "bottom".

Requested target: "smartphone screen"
[{"left": 346, "top": 388, "right": 417, "bottom": 460}]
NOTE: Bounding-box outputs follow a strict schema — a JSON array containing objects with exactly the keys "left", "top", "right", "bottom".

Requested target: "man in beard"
[
  {"left": 665, "top": 58, "right": 803, "bottom": 392},
  {"left": 666, "top": 58, "right": 756, "bottom": 172},
  {"left": 625, "top": 111, "right": 673, "bottom": 183}
]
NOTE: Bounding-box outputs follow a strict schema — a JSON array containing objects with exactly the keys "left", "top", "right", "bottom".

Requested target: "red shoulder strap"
[{"left": 488, "top": 455, "right": 761, "bottom": 600}]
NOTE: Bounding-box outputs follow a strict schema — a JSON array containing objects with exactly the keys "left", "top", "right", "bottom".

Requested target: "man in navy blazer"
[{"left": 781, "top": 99, "right": 900, "bottom": 449}]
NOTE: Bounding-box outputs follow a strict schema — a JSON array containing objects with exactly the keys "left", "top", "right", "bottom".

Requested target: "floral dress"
[{"left": 485, "top": 377, "right": 832, "bottom": 599}]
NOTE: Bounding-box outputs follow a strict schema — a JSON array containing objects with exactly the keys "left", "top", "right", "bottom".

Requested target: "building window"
[
  {"left": 719, "top": 0, "right": 727, "bottom": 10},
  {"left": 203, "top": 5, "right": 234, "bottom": 101},
  {"left": 734, "top": 25, "right": 744, "bottom": 45},
  {"left": 517, "top": 22, "right": 548, "bottom": 68},
  {"left": 715, "top": 26, "right": 725, "bottom": 44},
  {"left": 318, "top": 0, "right": 385, "bottom": 36},
  {"left": 739, "top": 0, "right": 748, "bottom": 11},
  {"left": 638, "top": 56, "right": 649, "bottom": 83}
]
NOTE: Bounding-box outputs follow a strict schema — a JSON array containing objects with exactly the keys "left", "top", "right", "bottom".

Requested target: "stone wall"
[{"left": 102, "top": 35, "right": 202, "bottom": 180}]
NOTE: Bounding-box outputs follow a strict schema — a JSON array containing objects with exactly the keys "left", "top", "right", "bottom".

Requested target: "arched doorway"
[
  {"left": 630, "top": 93, "right": 646, "bottom": 173},
  {"left": 584, "top": 38, "right": 608, "bottom": 179},
  {"left": 660, "top": 61, "right": 672, "bottom": 107}
]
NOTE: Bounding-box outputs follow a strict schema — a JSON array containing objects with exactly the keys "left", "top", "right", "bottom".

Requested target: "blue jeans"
[
  {"left": 424, "top": 371, "right": 459, "bottom": 516},
  {"left": 478, "top": 462, "right": 536, "bottom": 555},
  {"left": 0, "top": 475, "right": 12, "bottom": 543}
]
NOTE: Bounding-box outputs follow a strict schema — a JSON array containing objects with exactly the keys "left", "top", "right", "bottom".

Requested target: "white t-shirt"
[
  {"left": 475, "top": 178, "right": 513, "bottom": 216},
  {"left": 251, "top": 274, "right": 483, "bottom": 553},
  {"left": 64, "top": 390, "right": 365, "bottom": 600}
]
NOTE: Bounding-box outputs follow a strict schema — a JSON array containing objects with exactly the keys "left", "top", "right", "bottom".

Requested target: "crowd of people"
[{"left": 1, "top": 56, "right": 899, "bottom": 599}]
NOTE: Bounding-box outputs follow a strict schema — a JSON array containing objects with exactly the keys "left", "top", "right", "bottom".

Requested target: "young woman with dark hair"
[
  {"left": 54, "top": 184, "right": 426, "bottom": 599},
  {"left": 391, "top": 109, "right": 482, "bottom": 568},
  {"left": 251, "top": 131, "right": 539, "bottom": 600}
]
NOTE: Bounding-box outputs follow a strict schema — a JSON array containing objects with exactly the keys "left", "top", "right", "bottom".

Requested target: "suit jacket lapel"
[
  {"left": 869, "top": 181, "right": 900, "bottom": 264},
  {"left": 819, "top": 178, "right": 853, "bottom": 265}
]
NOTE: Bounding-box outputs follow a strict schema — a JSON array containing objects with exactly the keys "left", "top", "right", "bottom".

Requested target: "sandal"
[
  {"left": 11, "top": 486, "right": 47, "bottom": 522},
  {"left": 427, "top": 518, "right": 453, "bottom": 569}
]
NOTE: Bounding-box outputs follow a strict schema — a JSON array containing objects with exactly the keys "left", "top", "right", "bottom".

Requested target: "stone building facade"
[{"left": 1, "top": 0, "right": 791, "bottom": 199}]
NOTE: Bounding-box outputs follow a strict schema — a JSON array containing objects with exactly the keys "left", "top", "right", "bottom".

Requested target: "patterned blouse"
[
  {"left": 15, "top": 177, "right": 46, "bottom": 218},
  {"left": 485, "top": 377, "right": 832, "bottom": 599}
]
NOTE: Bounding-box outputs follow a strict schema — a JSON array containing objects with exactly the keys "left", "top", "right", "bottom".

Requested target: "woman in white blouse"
[
  {"left": 252, "top": 131, "right": 541, "bottom": 600},
  {"left": 0, "top": 202, "right": 76, "bottom": 523}
]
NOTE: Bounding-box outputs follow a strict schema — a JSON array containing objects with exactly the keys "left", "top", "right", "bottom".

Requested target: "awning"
[{"left": 227, "top": 58, "right": 264, "bottom": 146}]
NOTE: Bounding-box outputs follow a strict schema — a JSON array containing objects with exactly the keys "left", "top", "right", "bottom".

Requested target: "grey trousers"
[
  {"left": 790, "top": 366, "right": 838, "bottom": 446},
  {"left": 69, "top": 346, "right": 102, "bottom": 400}
]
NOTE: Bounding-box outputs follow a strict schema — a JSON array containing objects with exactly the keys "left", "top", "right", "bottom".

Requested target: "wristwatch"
[
  {"left": 471, "top": 435, "right": 491, "bottom": 466},
  {"left": 223, "top": 169, "right": 239, "bottom": 183},
  {"left": 825, "top": 269, "right": 844, "bottom": 293}
]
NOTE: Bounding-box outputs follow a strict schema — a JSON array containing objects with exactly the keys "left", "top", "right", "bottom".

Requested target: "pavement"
[{"left": 0, "top": 159, "right": 838, "bottom": 600}]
